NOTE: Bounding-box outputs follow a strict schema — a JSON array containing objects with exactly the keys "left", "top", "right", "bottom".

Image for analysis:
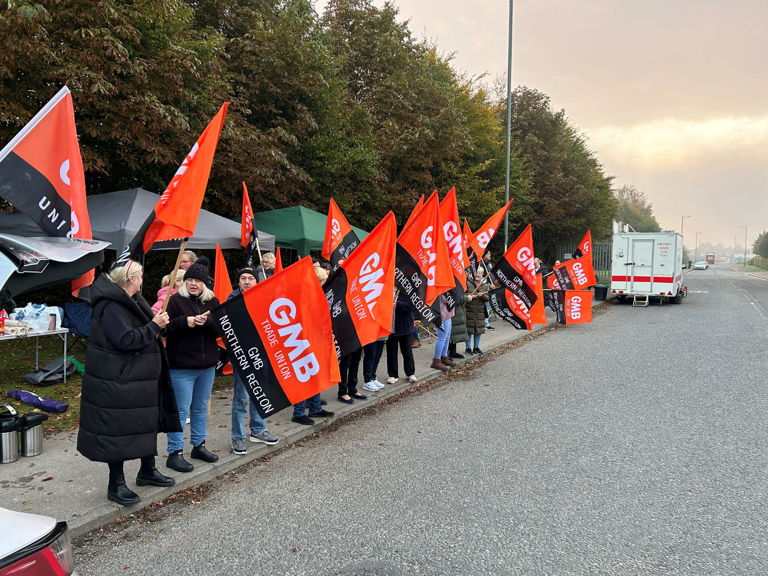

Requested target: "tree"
[
  {"left": 614, "top": 184, "right": 661, "bottom": 233},
  {"left": 754, "top": 231, "right": 768, "bottom": 258}
]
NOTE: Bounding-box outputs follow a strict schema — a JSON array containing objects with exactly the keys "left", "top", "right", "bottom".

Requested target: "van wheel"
[
  {"left": 673, "top": 291, "right": 683, "bottom": 304},
  {"left": 617, "top": 295, "right": 625, "bottom": 303}
]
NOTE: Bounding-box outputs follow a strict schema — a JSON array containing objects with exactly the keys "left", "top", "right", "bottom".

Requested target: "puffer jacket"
[
  {"left": 465, "top": 278, "right": 490, "bottom": 334},
  {"left": 77, "top": 274, "right": 181, "bottom": 463},
  {"left": 450, "top": 286, "right": 469, "bottom": 345},
  {"left": 165, "top": 291, "right": 221, "bottom": 370}
]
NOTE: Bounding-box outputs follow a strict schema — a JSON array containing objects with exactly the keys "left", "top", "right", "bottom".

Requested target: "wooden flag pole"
[
  {"left": 160, "top": 239, "right": 188, "bottom": 315},
  {"left": 255, "top": 236, "right": 263, "bottom": 265}
]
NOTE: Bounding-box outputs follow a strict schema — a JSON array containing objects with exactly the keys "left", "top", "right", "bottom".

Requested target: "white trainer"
[
  {"left": 386, "top": 377, "right": 398, "bottom": 385},
  {"left": 407, "top": 375, "right": 417, "bottom": 383},
  {"left": 373, "top": 379, "right": 385, "bottom": 390},
  {"left": 362, "top": 381, "right": 379, "bottom": 392}
]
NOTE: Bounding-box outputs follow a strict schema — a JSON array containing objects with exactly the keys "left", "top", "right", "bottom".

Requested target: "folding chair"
[{"left": 63, "top": 302, "right": 92, "bottom": 361}]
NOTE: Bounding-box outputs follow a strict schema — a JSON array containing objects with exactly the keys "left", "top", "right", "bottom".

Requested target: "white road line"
[{"left": 729, "top": 281, "right": 768, "bottom": 320}]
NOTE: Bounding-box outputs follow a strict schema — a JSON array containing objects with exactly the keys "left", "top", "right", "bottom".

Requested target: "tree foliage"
[
  {"left": 614, "top": 184, "right": 662, "bottom": 233},
  {"left": 754, "top": 231, "right": 768, "bottom": 258}
]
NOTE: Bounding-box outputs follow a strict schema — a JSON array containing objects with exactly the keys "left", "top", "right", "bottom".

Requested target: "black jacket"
[
  {"left": 393, "top": 292, "right": 415, "bottom": 336},
  {"left": 165, "top": 291, "right": 221, "bottom": 370},
  {"left": 77, "top": 274, "right": 182, "bottom": 463}
]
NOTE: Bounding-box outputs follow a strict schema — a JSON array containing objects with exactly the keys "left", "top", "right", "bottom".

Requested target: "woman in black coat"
[{"left": 78, "top": 262, "right": 182, "bottom": 506}]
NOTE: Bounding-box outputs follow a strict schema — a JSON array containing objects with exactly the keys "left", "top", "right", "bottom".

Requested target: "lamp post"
[
  {"left": 681, "top": 215, "right": 691, "bottom": 238},
  {"left": 695, "top": 232, "right": 702, "bottom": 263},
  {"left": 740, "top": 226, "right": 747, "bottom": 266},
  {"left": 503, "top": 0, "right": 514, "bottom": 251}
]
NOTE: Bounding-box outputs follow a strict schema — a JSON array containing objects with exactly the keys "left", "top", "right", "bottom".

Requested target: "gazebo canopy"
[{"left": 250, "top": 205, "right": 368, "bottom": 257}]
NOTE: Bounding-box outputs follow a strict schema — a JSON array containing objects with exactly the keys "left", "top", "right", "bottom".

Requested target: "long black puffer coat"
[{"left": 77, "top": 274, "right": 182, "bottom": 463}]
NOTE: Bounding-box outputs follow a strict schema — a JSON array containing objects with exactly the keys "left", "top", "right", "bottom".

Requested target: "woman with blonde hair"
[
  {"left": 256, "top": 251, "right": 276, "bottom": 282},
  {"left": 152, "top": 267, "right": 185, "bottom": 315},
  {"left": 179, "top": 250, "right": 197, "bottom": 271},
  {"left": 164, "top": 263, "right": 221, "bottom": 472},
  {"left": 77, "top": 261, "right": 181, "bottom": 506}
]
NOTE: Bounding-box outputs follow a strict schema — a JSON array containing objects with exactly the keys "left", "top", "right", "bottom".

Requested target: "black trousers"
[
  {"left": 108, "top": 456, "right": 154, "bottom": 477},
  {"left": 386, "top": 333, "right": 415, "bottom": 378},
  {"left": 338, "top": 347, "right": 363, "bottom": 396}
]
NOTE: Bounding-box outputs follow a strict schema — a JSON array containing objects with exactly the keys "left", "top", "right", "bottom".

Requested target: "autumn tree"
[{"left": 615, "top": 184, "right": 661, "bottom": 233}]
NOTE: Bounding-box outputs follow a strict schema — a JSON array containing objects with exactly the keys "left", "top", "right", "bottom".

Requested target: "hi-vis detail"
[
  {"left": 211, "top": 257, "right": 340, "bottom": 418},
  {"left": 323, "top": 212, "right": 397, "bottom": 357}
]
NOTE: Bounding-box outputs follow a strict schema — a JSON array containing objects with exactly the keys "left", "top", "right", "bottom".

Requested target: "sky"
[{"left": 314, "top": 0, "right": 768, "bottom": 250}]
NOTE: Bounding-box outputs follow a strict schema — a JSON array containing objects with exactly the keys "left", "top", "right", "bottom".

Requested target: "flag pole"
[{"left": 160, "top": 239, "right": 188, "bottom": 315}]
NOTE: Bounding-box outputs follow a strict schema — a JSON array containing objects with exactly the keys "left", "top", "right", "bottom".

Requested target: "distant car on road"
[
  {"left": 0, "top": 507, "right": 77, "bottom": 575},
  {"left": 694, "top": 261, "right": 709, "bottom": 270}
]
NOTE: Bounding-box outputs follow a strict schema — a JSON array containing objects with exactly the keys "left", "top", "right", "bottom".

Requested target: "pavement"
[{"left": 0, "top": 293, "right": 610, "bottom": 538}]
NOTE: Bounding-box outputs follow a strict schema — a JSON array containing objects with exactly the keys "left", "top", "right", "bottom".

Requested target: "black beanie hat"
[
  {"left": 184, "top": 263, "right": 210, "bottom": 284},
  {"left": 239, "top": 267, "right": 257, "bottom": 279}
]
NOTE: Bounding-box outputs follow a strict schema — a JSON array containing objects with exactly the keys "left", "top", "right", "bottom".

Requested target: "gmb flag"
[
  {"left": 241, "top": 183, "right": 260, "bottom": 267},
  {"left": 322, "top": 199, "right": 360, "bottom": 269},
  {"left": 491, "top": 224, "right": 539, "bottom": 309},
  {"left": 573, "top": 230, "right": 592, "bottom": 259},
  {"left": 394, "top": 191, "right": 454, "bottom": 328},
  {"left": 467, "top": 199, "right": 513, "bottom": 261},
  {"left": 211, "top": 257, "right": 340, "bottom": 418},
  {"left": 550, "top": 290, "right": 593, "bottom": 325},
  {"left": 489, "top": 287, "right": 532, "bottom": 331},
  {"left": 552, "top": 255, "right": 596, "bottom": 291},
  {"left": 323, "top": 212, "right": 396, "bottom": 357}
]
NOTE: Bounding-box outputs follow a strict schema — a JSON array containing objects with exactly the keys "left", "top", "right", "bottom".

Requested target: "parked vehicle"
[
  {"left": 694, "top": 261, "right": 709, "bottom": 270},
  {"left": 0, "top": 507, "right": 77, "bottom": 575},
  {"left": 610, "top": 225, "right": 686, "bottom": 305},
  {"left": 705, "top": 252, "right": 715, "bottom": 265}
]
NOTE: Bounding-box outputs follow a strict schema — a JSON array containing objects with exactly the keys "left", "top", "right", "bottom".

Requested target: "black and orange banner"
[
  {"left": 552, "top": 255, "right": 596, "bottom": 290},
  {"left": 214, "top": 244, "right": 234, "bottom": 376},
  {"left": 491, "top": 224, "right": 538, "bottom": 309},
  {"left": 211, "top": 257, "right": 340, "bottom": 418},
  {"left": 467, "top": 199, "right": 513, "bottom": 260},
  {"left": 0, "top": 87, "right": 96, "bottom": 299},
  {"left": 394, "top": 192, "right": 454, "bottom": 327},
  {"left": 488, "top": 287, "right": 532, "bottom": 331},
  {"left": 323, "top": 212, "right": 396, "bottom": 357},
  {"left": 322, "top": 199, "right": 360, "bottom": 269},
  {"left": 440, "top": 188, "right": 468, "bottom": 291},
  {"left": 114, "top": 103, "right": 228, "bottom": 266},
  {"left": 550, "top": 290, "right": 593, "bottom": 324},
  {"left": 401, "top": 194, "right": 425, "bottom": 235},
  {"left": 573, "top": 230, "right": 592, "bottom": 259},
  {"left": 241, "top": 183, "right": 260, "bottom": 267}
]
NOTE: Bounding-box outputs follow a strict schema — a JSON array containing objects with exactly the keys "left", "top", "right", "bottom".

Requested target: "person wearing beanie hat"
[{"left": 164, "top": 262, "right": 221, "bottom": 473}]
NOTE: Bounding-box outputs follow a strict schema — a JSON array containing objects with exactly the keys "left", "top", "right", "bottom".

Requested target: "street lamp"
[
  {"left": 681, "top": 215, "right": 691, "bottom": 238},
  {"left": 740, "top": 226, "right": 748, "bottom": 266},
  {"left": 695, "top": 232, "right": 702, "bottom": 262}
]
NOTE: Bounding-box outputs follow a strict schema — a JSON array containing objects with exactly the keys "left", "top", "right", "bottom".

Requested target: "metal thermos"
[
  {"left": 0, "top": 405, "right": 19, "bottom": 464},
  {"left": 20, "top": 413, "right": 48, "bottom": 457}
]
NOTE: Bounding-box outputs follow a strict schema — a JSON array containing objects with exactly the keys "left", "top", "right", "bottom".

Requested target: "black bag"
[{"left": 23, "top": 358, "right": 77, "bottom": 386}]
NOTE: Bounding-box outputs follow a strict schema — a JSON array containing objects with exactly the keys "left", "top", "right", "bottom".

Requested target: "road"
[{"left": 75, "top": 266, "right": 768, "bottom": 576}]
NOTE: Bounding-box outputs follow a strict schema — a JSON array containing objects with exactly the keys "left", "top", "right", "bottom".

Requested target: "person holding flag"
[
  {"left": 465, "top": 269, "right": 490, "bottom": 355},
  {"left": 228, "top": 267, "right": 279, "bottom": 455},
  {"left": 256, "top": 252, "right": 276, "bottom": 282}
]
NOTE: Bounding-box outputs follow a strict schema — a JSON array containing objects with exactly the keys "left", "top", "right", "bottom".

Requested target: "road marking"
[
  {"left": 728, "top": 281, "right": 768, "bottom": 320},
  {"left": 687, "top": 290, "right": 708, "bottom": 293}
]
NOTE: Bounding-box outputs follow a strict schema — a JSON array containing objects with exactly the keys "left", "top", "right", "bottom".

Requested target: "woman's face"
[
  {"left": 186, "top": 278, "right": 203, "bottom": 296},
  {"left": 263, "top": 259, "right": 274, "bottom": 270},
  {"left": 475, "top": 271, "right": 484, "bottom": 284},
  {"left": 174, "top": 275, "right": 184, "bottom": 290},
  {"left": 179, "top": 255, "right": 194, "bottom": 270}
]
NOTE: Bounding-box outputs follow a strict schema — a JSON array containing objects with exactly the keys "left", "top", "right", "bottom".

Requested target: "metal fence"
[{"left": 555, "top": 243, "right": 612, "bottom": 285}]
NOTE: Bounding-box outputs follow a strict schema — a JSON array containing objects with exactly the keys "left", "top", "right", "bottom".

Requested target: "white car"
[
  {"left": 0, "top": 507, "right": 77, "bottom": 575},
  {"left": 694, "top": 261, "right": 709, "bottom": 270}
]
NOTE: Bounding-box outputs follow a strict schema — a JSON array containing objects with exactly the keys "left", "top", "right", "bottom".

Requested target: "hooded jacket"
[
  {"left": 164, "top": 291, "right": 221, "bottom": 370},
  {"left": 77, "top": 273, "right": 182, "bottom": 463}
]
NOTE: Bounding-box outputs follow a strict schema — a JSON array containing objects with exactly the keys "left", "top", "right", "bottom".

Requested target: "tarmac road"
[{"left": 75, "top": 268, "right": 768, "bottom": 576}]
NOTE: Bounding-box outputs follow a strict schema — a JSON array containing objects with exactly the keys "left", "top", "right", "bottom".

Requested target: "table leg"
[
  {"left": 63, "top": 333, "right": 67, "bottom": 383},
  {"left": 35, "top": 336, "right": 39, "bottom": 370}
]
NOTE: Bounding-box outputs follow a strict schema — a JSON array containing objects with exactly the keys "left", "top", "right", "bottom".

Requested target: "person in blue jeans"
[
  {"left": 164, "top": 263, "right": 221, "bottom": 473},
  {"left": 431, "top": 293, "right": 455, "bottom": 372},
  {"left": 228, "top": 268, "right": 279, "bottom": 455}
]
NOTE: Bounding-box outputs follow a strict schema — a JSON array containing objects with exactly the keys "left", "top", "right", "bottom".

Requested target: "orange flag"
[
  {"left": 468, "top": 199, "right": 514, "bottom": 260},
  {"left": 492, "top": 224, "right": 539, "bottom": 310},
  {"left": 551, "top": 290, "right": 593, "bottom": 324},
  {"left": 324, "top": 212, "right": 397, "bottom": 356},
  {"left": 439, "top": 187, "right": 468, "bottom": 291},
  {"left": 322, "top": 198, "right": 360, "bottom": 268},
  {"left": 210, "top": 257, "right": 341, "bottom": 416},
  {"left": 574, "top": 230, "right": 592, "bottom": 259},
  {"left": 552, "top": 255, "right": 596, "bottom": 290},
  {"left": 530, "top": 273, "right": 548, "bottom": 325},
  {"left": 114, "top": 104, "right": 228, "bottom": 266},
  {"left": 214, "top": 244, "right": 232, "bottom": 303},
  {"left": 274, "top": 247, "right": 283, "bottom": 274},
  {"left": 401, "top": 194, "right": 425, "bottom": 237}
]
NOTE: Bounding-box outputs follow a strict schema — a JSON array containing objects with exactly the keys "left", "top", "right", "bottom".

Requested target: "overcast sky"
[{"left": 315, "top": 0, "right": 768, "bottom": 249}]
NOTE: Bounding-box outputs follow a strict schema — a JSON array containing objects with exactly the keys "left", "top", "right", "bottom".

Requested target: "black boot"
[
  {"left": 107, "top": 463, "right": 141, "bottom": 506},
  {"left": 190, "top": 441, "right": 219, "bottom": 463},
  {"left": 166, "top": 450, "right": 194, "bottom": 473},
  {"left": 136, "top": 456, "right": 176, "bottom": 487},
  {"left": 448, "top": 343, "right": 464, "bottom": 359}
]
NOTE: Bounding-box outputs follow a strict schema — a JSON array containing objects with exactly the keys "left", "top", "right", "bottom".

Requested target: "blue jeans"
[
  {"left": 412, "top": 325, "right": 420, "bottom": 341},
  {"left": 469, "top": 333, "right": 482, "bottom": 349},
  {"left": 231, "top": 372, "right": 266, "bottom": 440},
  {"left": 363, "top": 340, "right": 385, "bottom": 382},
  {"left": 434, "top": 317, "right": 452, "bottom": 359},
  {"left": 293, "top": 393, "right": 321, "bottom": 418},
  {"left": 168, "top": 367, "right": 215, "bottom": 452},
  {"left": 485, "top": 302, "right": 491, "bottom": 327}
]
